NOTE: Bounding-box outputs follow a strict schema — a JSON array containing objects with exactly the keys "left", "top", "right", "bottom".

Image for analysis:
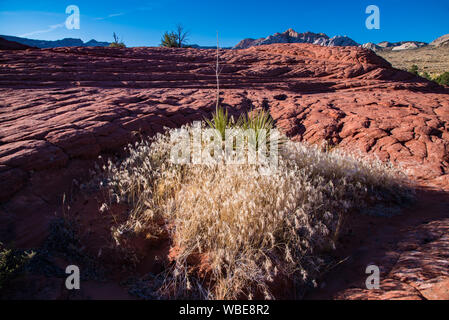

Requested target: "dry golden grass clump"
[{"left": 102, "top": 122, "right": 412, "bottom": 300}]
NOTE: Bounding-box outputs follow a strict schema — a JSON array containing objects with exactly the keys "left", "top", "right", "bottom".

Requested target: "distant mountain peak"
[
  {"left": 430, "top": 34, "right": 449, "bottom": 47},
  {"left": 0, "top": 35, "right": 110, "bottom": 49},
  {"left": 234, "top": 29, "right": 358, "bottom": 49}
]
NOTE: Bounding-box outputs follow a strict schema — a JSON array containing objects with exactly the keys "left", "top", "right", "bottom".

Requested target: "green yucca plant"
[
  {"left": 237, "top": 109, "right": 272, "bottom": 149},
  {"left": 205, "top": 107, "right": 284, "bottom": 151},
  {"left": 237, "top": 108, "right": 285, "bottom": 149},
  {"left": 204, "top": 106, "right": 235, "bottom": 140},
  {"left": 238, "top": 108, "right": 273, "bottom": 132}
]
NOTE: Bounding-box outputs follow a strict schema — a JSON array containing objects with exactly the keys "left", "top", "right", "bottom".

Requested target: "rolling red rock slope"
[{"left": 0, "top": 44, "right": 448, "bottom": 299}]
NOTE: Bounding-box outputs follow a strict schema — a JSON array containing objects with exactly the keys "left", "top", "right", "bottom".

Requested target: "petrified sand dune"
[
  {"left": 0, "top": 43, "right": 448, "bottom": 299},
  {"left": 0, "top": 43, "right": 425, "bottom": 89},
  {"left": 1, "top": 44, "right": 448, "bottom": 201}
]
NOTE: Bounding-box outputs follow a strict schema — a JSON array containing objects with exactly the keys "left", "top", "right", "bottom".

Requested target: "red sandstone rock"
[{"left": 333, "top": 218, "right": 449, "bottom": 300}]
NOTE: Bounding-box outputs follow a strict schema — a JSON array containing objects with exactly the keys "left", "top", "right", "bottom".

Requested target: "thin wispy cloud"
[
  {"left": 94, "top": 12, "right": 125, "bottom": 20},
  {"left": 19, "top": 22, "right": 65, "bottom": 37},
  {"left": 108, "top": 12, "right": 125, "bottom": 18},
  {"left": 94, "top": 7, "right": 151, "bottom": 21}
]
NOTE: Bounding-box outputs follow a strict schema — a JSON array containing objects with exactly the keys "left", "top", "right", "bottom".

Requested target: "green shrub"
[
  {"left": 0, "top": 243, "right": 35, "bottom": 290},
  {"left": 109, "top": 42, "right": 126, "bottom": 48},
  {"left": 160, "top": 25, "right": 189, "bottom": 48},
  {"left": 204, "top": 106, "right": 234, "bottom": 140},
  {"left": 160, "top": 32, "right": 180, "bottom": 48},
  {"left": 421, "top": 71, "right": 431, "bottom": 80},
  {"left": 409, "top": 64, "right": 419, "bottom": 75},
  {"left": 109, "top": 32, "right": 126, "bottom": 48},
  {"left": 434, "top": 72, "right": 449, "bottom": 86},
  {"left": 236, "top": 109, "right": 275, "bottom": 147}
]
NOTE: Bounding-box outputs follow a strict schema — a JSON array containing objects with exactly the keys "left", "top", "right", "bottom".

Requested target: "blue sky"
[{"left": 0, "top": 0, "right": 448, "bottom": 47}]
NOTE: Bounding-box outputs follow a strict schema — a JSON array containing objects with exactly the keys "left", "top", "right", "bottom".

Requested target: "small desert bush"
[
  {"left": 409, "top": 64, "right": 419, "bottom": 75},
  {"left": 109, "top": 42, "right": 126, "bottom": 48},
  {"left": 421, "top": 71, "right": 431, "bottom": 80},
  {"left": 160, "top": 32, "right": 179, "bottom": 48},
  {"left": 101, "top": 121, "right": 412, "bottom": 299},
  {"left": 160, "top": 25, "right": 189, "bottom": 48},
  {"left": 407, "top": 64, "right": 449, "bottom": 86},
  {"left": 109, "top": 32, "right": 126, "bottom": 48},
  {"left": 0, "top": 243, "right": 35, "bottom": 290},
  {"left": 434, "top": 72, "right": 449, "bottom": 86}
]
